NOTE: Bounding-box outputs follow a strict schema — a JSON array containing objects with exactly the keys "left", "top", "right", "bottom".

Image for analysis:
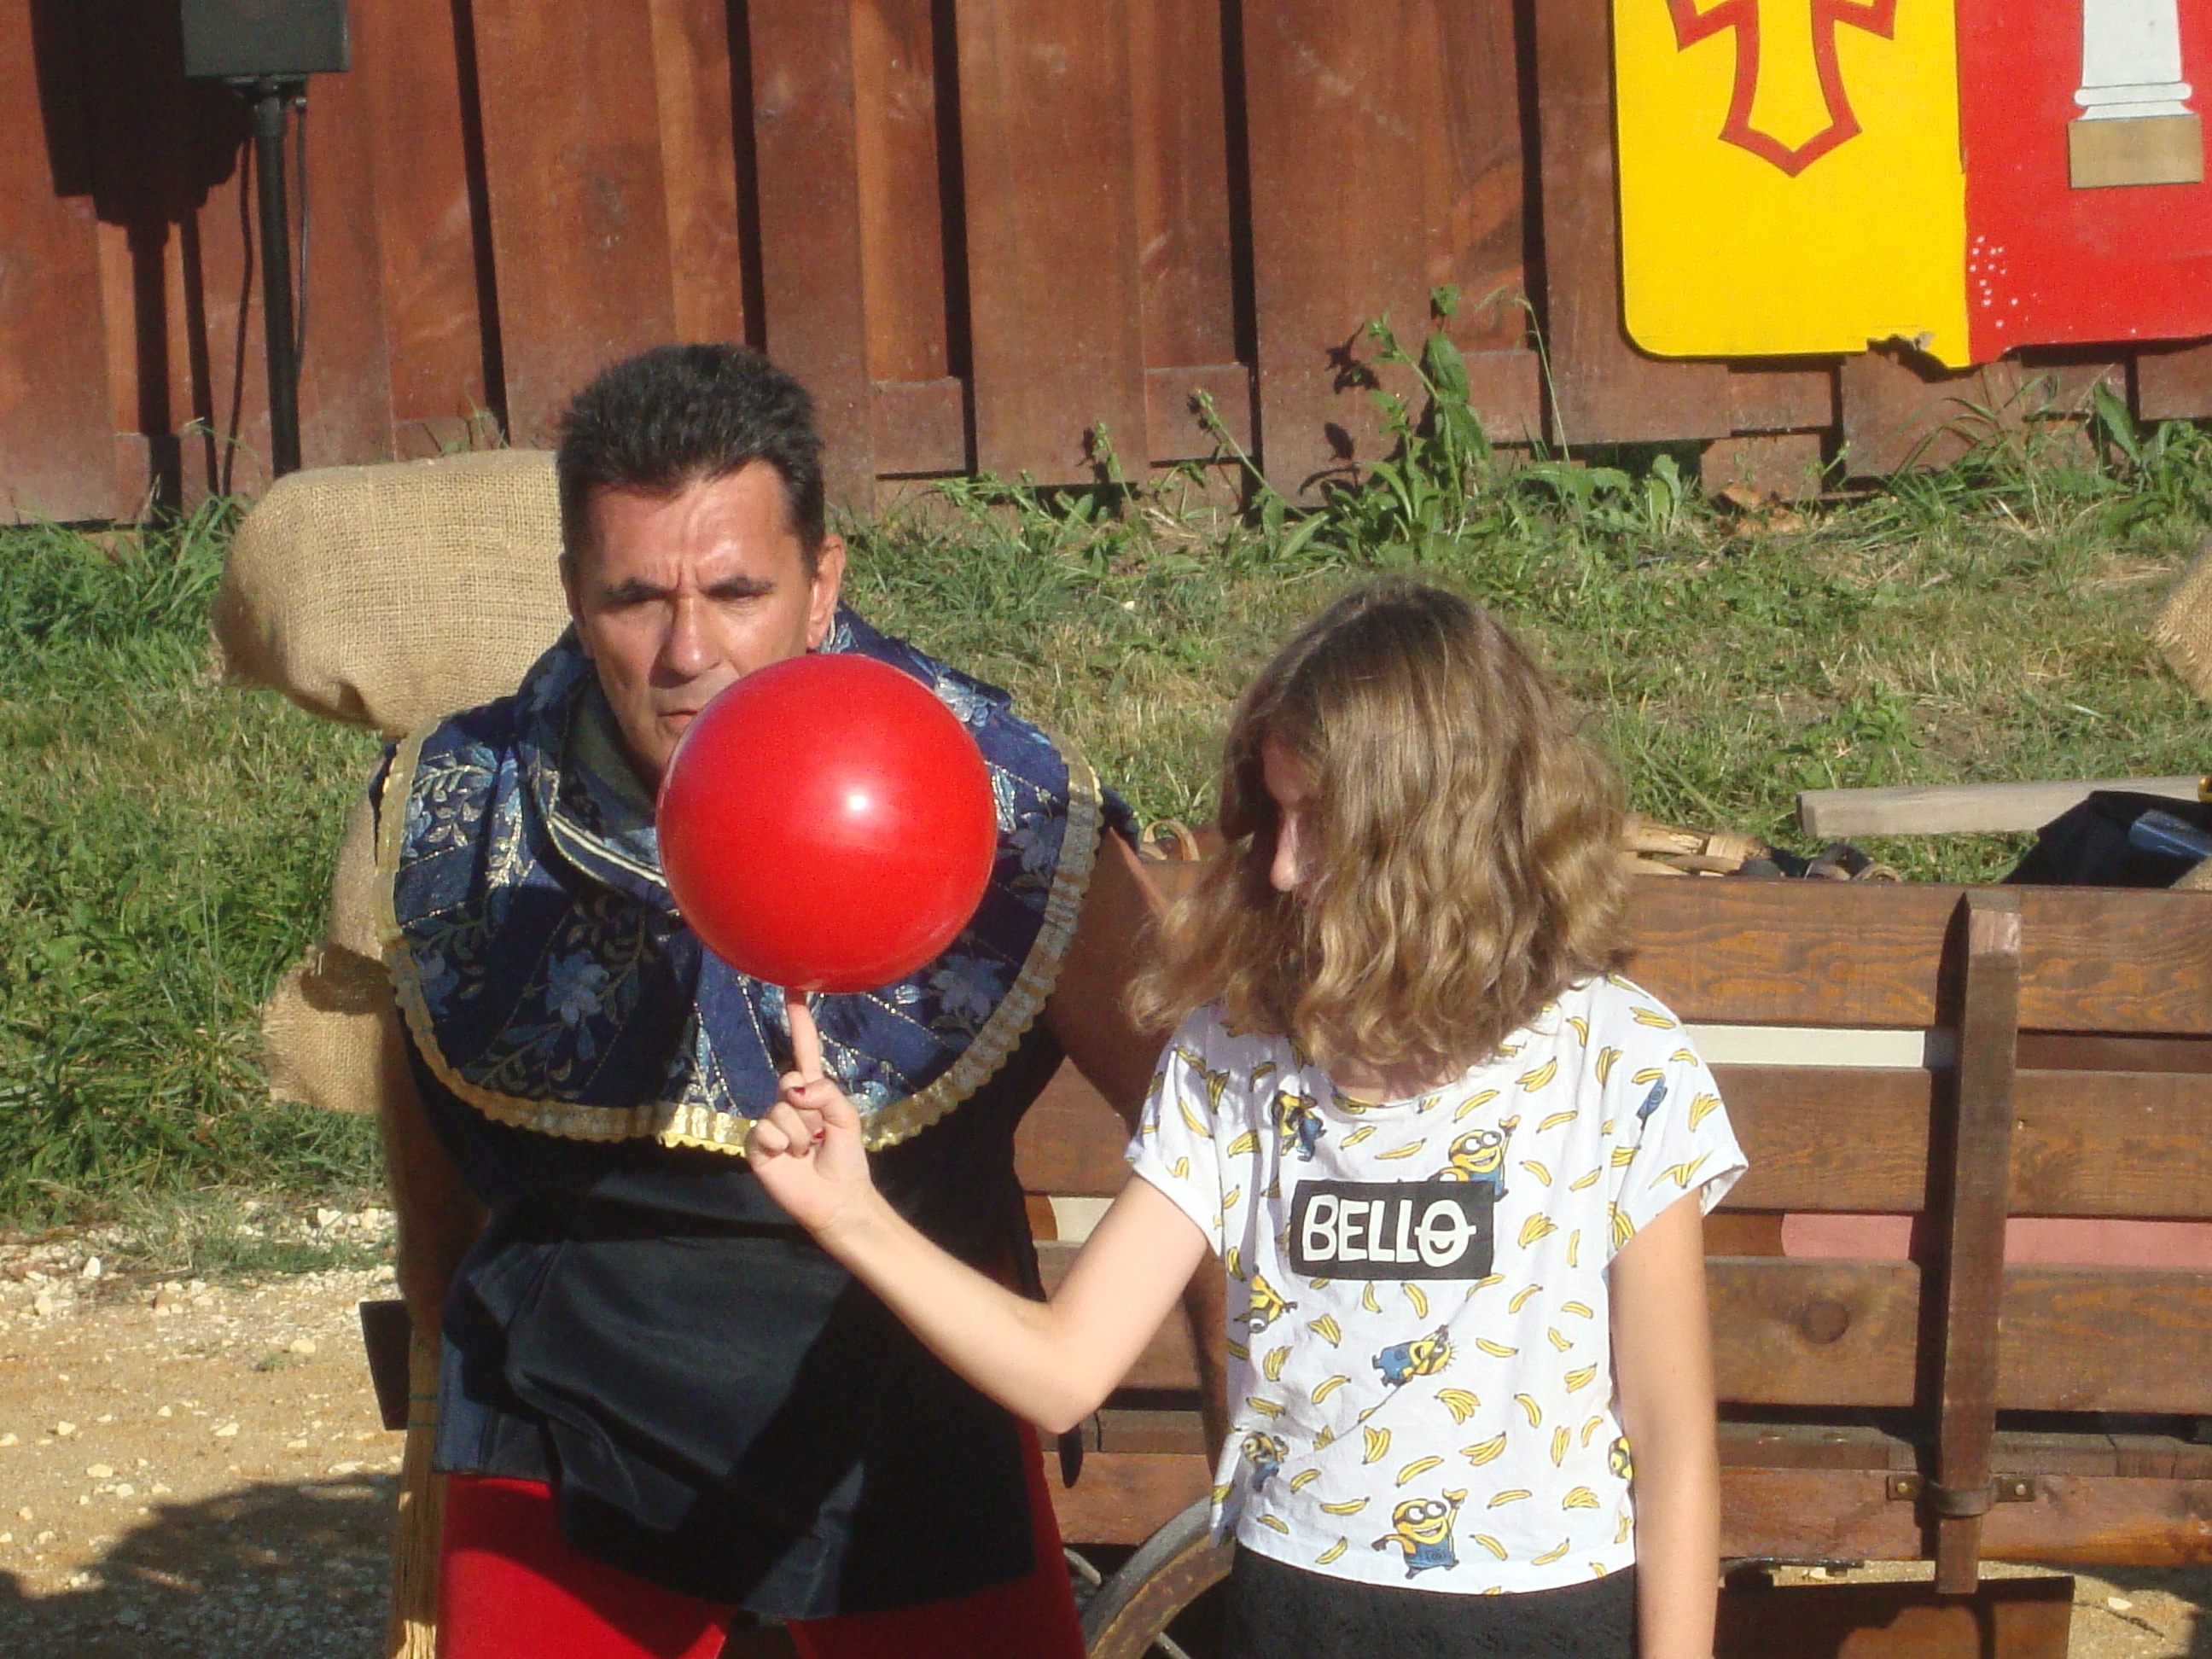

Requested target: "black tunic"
[{"left": 416, "top": 1017, "right": 1067, "bottom": 1619}]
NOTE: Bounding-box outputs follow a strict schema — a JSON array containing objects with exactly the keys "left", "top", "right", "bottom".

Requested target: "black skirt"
[{"left": 1224, "top": 1546, "right": 1638, "bottom": 1659}]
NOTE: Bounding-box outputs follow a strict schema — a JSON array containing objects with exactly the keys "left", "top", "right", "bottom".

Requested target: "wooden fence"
[{"left": 6, "top": 0, "right": 2212, "bottom": 524}]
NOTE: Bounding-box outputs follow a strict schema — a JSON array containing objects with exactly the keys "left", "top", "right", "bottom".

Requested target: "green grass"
[
  {"left": 3, "top": 339, "right": 2209, "bottom": 1228},
  {"left": 851, "top": 348, "right": 2212, "bottom": 886},
  {"left": 0, "top": 507, "right": 384, "bottom": 1228}
]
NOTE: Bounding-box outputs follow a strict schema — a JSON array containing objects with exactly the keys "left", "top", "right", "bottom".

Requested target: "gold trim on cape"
[{"left": 375, "top": 728, "right": 1103, "bottom": 1157}]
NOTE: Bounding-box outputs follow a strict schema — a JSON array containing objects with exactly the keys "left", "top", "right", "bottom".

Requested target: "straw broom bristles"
[{"left": 385, "top": 1330, "right": 444, "bottom": 1659}]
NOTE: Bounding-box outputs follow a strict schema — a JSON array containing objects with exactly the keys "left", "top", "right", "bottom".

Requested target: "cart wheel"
[{"left": 1079, "top": 1499, "right": 1234, "bottom": 1659}]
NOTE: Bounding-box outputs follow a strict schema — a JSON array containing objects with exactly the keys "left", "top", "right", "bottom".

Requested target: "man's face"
[{"left": 563, "top": 461, "right": 846, "bottom": 789}]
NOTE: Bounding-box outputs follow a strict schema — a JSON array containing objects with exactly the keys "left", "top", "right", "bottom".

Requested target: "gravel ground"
[
  {"left": 0, "top": 1217, "right": 2204, "bottom": 1656},
  {"left": 0, "top": 1217, "right": 401, "bottom": 1658}
]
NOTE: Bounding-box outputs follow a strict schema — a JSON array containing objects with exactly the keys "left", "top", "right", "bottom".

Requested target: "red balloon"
[{"left": 657, "top": 653, "right": 998, "bottom": 993}]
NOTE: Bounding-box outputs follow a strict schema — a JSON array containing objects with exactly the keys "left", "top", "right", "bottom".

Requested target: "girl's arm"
[
  {"left": 750, "top": 1074, "right": 1212, "bottom": 1435},
  {"left": 1610, "top": 1190, "right": 1721, "bottom": 1659}
]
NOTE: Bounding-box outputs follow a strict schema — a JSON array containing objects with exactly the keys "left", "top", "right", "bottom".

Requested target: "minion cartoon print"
[
  {"left": 1242, "top": 1429, "right": 1288, "bottom": 1491},
  {"left": 1373, "top": 1324, "right": 1453, "bottom": 1387},
  {"left": 1246, "top": 1272, "right": 1297, "bottom": 1332},
  {"left": 1371, "top": 1491, "right": 1467, "bottom": 1578},
  {"left": 1636, "top": 1077, "right": 1667, "bottom": 1126},
  {"left": 1437, "top": 1127, "right": 1510, "bottom": 1201},
  {"left": 1277, "top": 1086, "right": 1324, "bottom": 1161},
  {"left": 1609, "top": 1435, "right": 1633, "bottom": 1481}
]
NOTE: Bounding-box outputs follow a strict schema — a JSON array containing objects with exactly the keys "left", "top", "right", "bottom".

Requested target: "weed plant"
[{"left": 2, "top": 316, "right": 2209, "bottom": 1229}]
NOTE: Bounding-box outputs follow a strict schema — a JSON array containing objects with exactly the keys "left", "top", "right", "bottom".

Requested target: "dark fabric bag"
[{"left": 2005, "top": 789, "right": 2212, "bottom": 888}]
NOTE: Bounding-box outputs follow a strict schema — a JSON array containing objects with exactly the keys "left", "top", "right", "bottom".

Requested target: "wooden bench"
[{"left": 1026, "top": 875, "right": 2212, "bottom": 1653}]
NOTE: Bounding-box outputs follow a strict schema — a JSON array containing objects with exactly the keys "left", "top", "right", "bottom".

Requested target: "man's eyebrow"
[
  {"left": 598, "top": 576, "right": 672, "bottom": 605},
  {"left": 702, "top": 573, "right": 776, "bottom": 600},
  {"left": 594, "top": 573, "right": 777, "bottom": 604}
]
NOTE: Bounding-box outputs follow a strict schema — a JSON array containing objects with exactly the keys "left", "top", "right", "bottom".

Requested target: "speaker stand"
[{"left": 228, "top": 76, "right": 306, "bottom": 478}]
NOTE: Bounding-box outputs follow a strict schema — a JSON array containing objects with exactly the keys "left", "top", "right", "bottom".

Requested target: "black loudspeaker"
[{"left": 180, "top": 0, "right": 350, "bottom": 79}]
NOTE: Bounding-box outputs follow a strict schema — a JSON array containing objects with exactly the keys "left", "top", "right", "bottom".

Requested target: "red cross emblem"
[{"left": 1667, "top": 0, "right": 1900, "bottom": 176}]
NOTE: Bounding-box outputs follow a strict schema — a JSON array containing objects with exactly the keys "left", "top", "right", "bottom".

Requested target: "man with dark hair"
[{"left": 374, "top": 344, "right": 1167, "bottom": 1659}]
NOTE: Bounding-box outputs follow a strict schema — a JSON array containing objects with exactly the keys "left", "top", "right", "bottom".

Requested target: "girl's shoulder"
[
  {"left": 1167, "top": 1001, "right": 1297, "bottom": 1064},
  {"left": 1551, "top": 972, "right": 1691, "bottom": 1040}
]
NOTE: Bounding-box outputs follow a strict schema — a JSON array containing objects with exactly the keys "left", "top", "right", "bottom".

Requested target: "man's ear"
[
  {"left": 559, "top": 551, "right": 595, "bottom": 660},
  {"left": 806, "top": 536, "right": 847, "bottom": 649}
]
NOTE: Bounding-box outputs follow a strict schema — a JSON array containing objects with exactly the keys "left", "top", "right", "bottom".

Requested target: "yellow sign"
[{"left": 1615, "top": 0, "right": 1973, "bottom": 367}]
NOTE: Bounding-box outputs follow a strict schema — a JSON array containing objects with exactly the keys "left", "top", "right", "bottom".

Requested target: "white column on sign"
[{"left": 2076, "top": 0, "right": 2194, "bottom": 119}]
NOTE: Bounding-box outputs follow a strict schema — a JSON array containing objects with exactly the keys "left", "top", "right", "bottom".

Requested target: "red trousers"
[{"left": 437, "top": 1428, "right": 1088, "bottom": 1659}]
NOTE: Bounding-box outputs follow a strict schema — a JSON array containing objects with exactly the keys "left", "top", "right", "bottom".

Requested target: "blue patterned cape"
[{"left": 375, "top": 608, "right": 1109, "bottom": 1154}]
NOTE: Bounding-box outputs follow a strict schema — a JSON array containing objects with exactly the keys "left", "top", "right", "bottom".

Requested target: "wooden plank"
[
  {"left": 0, "top": 0, "right": 116, "bottom": 521},
  {"left": 1708, "top": 1258, "right": 2212, "bottom": 1415},
  {"left": 1800, "top": 776, "right": 2203, "bottom": 839},
  {"left": 1838, "top": 348, "right": 1979, "bottom": 474},
  {"left": 1720, "top": 1466, "right": 1920, "bottom": 1561},
  {"left": 870, "top": 377, "right": 967, "bottom": 476},
  {"left": 1046, "top": 1254, "right": 2212, "bottom": 1415},
  {"left": 956, "top": 0, "right": 1148, "bottom": 482},
  {"left": 1700, "top": 434, "right": 1824, "bottom": 504},
  {"left": 1716, "top": 1576, "right": 2073, "bottom": 1659},
  {"left": 80, "top": 3, "right": 257, "bottom": 506},
  {"left": 1720, "top": 1467, "right": 2212, "bottom": 1566},
  {"left": 2011, "top": 1070, "right": 2212, "bottom": 1219},
  {"left": 356, "top": 0, "right": 496, "bottom": 450},
  {"left": 291, "top": 54, "right": 397, "bottom": 469},
  {"left": 174, "top": 96, "right": 267, "bottom": 499},
  {"left": 1720, "top": 1420, "right": 1914, "bottom": 1473},
  {"left": 1144, "top": 364, "right": 1252, "bottom": 463},
  {"left": 1087, "top": 1407, "right": 1209, "bottom": 1457},
  {"left": 1128, "top": 0, "right": 1240, "bottom": 372},
  {"left": 1016, "top": 1061, "right": 1130, "bottom": 1198},
  {"left": 1727, "top": 364, "right": 1837, "bottom": 434},
  {"left": 648, "top": 0, "right": 751, "bottom": 346},
  {"left": 1025, "top": 1054, "right": 2212, "bottom": 1219},
  {"left": 80, "top": 3, "right": 189, "bottom": 512},
  {"left": 2017, "top": 1033, "right": 2212, "bottom": 1074},
  {"left": 1051, "top": 1451, "right": 1210, "bottom": 1547},
  {"left": 749, "top": 0, "right": 876, "bottom": 509},
  {"left": 1243, "top": 0, "right": 1528, "bottom": 494},
  {"left": 1626, "top": 881, "right": 2212, "bottom": 1038},
  {"left": 470, "top": 0, "right": 675, "bottom": 445},
  {"left": 1839, "top": 347, "right": 2123, "bottom": 477},
  {"left": 1532, "top": 0, "right": 1730, "bottom": 445},
  {"left": 2137, "top": 340, "right": 2212, "bottom": 422},
  {"left": 1719, "top": 1065, "right": 2212, "bottom": 1220},
  {"left": 852, "top": 0, "right": 952, "bottom": 385},
  {"left": 1927, "top": 893, "right": 2020, "bottom": 1591},
  {"left": 1465, "top": 350, "right": 1545, "bottom": 447},
  {"left": 1711, "top": 1258, "right": 1922, "bottom": 1409},
  {"left": 1704, "top": 1212, "right": 1785, "bottom": 1255}
]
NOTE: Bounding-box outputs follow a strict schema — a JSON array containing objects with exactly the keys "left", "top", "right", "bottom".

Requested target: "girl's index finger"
[{"left": 786, "top": 987, "right": 823, "bottom": 1082}]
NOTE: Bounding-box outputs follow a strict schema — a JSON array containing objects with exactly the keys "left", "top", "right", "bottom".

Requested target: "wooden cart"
[{"left": 1028, "top": 875, "right": 2212, "bottom": 1657}]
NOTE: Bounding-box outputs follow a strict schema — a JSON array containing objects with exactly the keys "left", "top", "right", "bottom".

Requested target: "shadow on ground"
[
  {"left": 2098, "top": 1565, "right": 2212, "bottom": 1658},
  {"left": 0, "top": 1476, "right": 395, "bottom": 1658}
]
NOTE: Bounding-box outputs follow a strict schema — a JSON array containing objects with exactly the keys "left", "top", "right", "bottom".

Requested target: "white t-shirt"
[{"left": 1126, "top": 975, "right": 1745, "bottom": 1595}]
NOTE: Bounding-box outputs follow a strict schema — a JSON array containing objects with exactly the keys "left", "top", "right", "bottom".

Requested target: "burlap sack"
[
  {"left": 229, "top": 450, "right": 570, "bottom": 1112},
  {"left": 214, "top": 448, "right": 569, "bottom": 737},
  {"left": 2150, "top": 533, "right": 2212, "bottom": 705},
  {"left": 262, "top": 792, "right": 391, "bottom": 1114}
]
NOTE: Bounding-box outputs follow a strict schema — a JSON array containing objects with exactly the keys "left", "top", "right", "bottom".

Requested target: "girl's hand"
[
  {"left": 748, "top": 1071, "right": 876, "bottom": 1237},
  {"left": 748, "top": 992, "right": 878, "bottom": 1237}
]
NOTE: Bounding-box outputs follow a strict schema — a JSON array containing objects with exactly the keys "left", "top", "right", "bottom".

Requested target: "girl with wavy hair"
[{"left": 752, "top": 578, "right": 1745, "bottom": 1659}]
